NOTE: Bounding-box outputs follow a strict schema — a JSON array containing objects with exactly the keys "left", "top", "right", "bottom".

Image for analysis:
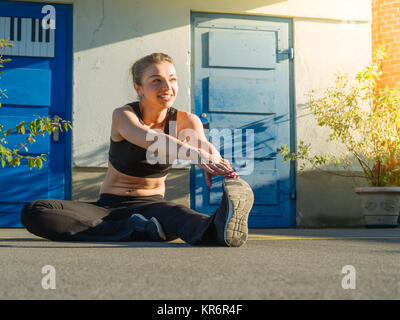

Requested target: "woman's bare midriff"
[{"left": 99, "top": 161, "right": 167, "bottom": 197}]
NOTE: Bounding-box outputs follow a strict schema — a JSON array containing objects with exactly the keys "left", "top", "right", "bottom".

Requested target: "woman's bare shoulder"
[
  {"left": 176, "top": 110, "right": 206, "bottom": 144},
  {"left": 112, "top": 103, "right": 140, "bottom": 124},
  {"left": 177, "top": 110, "right": 202, "bottom": 128},
  {"left": 111, "top": 104, "right": 139, "bottom": 141},
  {"left": 177, "top": 110, "right": 200, "bottom": 124}
]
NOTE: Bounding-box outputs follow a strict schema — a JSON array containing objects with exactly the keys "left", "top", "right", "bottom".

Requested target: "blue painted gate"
[
  {"left": 191, "top": 13, "right": 295, "bottom": 227},
  {"left": 0, "top": 1, "right": 72, "bottom": 227}
]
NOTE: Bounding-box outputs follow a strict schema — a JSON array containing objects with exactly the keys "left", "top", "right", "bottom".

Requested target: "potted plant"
[{"left": 278, "top": 45, "right": 400, "bottom": 227}]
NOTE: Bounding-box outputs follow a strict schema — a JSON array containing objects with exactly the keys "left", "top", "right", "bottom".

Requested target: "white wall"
[{"left": 294, "top": 19, "right": 371, "bottom": 169}]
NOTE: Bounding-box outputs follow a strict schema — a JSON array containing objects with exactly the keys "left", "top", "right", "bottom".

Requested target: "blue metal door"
[
  {"left": 0, "top": 1, "right": 72, "bottom": 227},
  {"left": 191, "top": 13, "right": 295, "bottom": 227}
]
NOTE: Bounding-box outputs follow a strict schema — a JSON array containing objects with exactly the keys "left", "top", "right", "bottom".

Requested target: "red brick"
[
  {"left": 392, "top": 2, "right": 400, "bottom": 8},
  {"left": 382, "top": 26, "right": 394, "bottom": 33},
  {"left": 384, "top": 31, "right": 399, "bottom": 40},
  {"left": 385, "top": 18, "right": 399, "bottom": 26},
  {"left": 380, "top": 4, "right": 393, "bottom": 11}
]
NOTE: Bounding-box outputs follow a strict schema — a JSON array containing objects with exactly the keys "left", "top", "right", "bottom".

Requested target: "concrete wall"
[{"left": 28, "top": 0, "right": 372, "bottom": 226}]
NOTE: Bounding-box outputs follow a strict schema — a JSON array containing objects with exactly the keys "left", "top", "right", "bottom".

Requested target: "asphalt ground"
[{"left": 0, "top": 228, "right": 399, "bottom": 300}]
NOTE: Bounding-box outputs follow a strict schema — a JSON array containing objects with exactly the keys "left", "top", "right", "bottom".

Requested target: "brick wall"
[{"left": 372, "top": 0, "right": 400, "bottom": 87}]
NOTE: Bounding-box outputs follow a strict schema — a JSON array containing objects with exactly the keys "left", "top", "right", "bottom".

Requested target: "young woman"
[{"left": 21, "top": 53, "right": 254, "bottom": 247}]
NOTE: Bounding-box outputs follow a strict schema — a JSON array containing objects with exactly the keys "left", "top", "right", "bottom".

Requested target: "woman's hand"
[
  {"left": 196, "top": 149, "right": 239, "bottom": 188},
  {"left": 203, "top": 158, "right": 238, "bottom": 188}
]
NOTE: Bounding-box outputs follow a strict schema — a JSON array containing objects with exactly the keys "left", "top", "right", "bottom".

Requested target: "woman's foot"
[
  {"left": 131, "top": 214, "right": 167, "bottom": 241},
  {"left": 213, "top": 178, "right": 254, "bottom": 247}
]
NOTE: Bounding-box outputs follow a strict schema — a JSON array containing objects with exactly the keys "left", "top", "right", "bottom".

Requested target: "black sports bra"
[{"left": 108, "top": 101, "right": 177, "bottom": 178}]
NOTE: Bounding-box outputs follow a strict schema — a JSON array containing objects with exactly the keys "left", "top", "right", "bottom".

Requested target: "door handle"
[{"left": 200, "top": 113, "right": 209, "bottom": 129}]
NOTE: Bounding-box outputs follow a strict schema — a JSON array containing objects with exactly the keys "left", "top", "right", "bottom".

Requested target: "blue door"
[
  {"left": 0, "top": 1, "right": 72, "bottom": 227},
  {"left": 191, "top": 13, "right": 295, "bottom": 227}
]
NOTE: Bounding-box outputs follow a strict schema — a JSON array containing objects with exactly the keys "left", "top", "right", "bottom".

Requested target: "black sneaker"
[
  {"left": 131, "top": 214, "right": 167, "bottom": 242},
  {"left": 213, "top": 177, "right": 254, "bottom": 247}
]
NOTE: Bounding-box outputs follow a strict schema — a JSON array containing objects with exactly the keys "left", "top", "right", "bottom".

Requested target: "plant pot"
[{"left": 355, "top": 187, "right": 400, "bottom": 228}]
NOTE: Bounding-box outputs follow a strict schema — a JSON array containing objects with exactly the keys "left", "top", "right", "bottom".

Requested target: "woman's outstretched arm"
[
  {"left": 176, "top": 111, "right": 239, "bottom": 187},
  {"left": 112, "top": 106, "right": 235, "bottom": 178}
]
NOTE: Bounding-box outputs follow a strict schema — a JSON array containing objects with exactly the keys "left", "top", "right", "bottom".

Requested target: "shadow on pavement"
[{"left": 0, "top": 237, "right": 196, "bottom": 249}]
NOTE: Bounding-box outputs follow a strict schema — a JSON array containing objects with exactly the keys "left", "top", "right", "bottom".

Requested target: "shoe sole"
[
  {"left": 132, "top": 213, "right": 166, "bottom": 241},
  {"left": 222, "top": 178, "right": 254, "bottom": 247},
  {"left": 150, "top": 217, "right": 167, "bottom": 241}
]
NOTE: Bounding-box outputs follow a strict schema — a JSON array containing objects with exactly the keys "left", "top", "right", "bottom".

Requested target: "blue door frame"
[
  {"left": 190, "top": 12, "right": 296, "bottom": 228},
  {"left": 0, "top": 1, "right": 72, "bottom": 227}
]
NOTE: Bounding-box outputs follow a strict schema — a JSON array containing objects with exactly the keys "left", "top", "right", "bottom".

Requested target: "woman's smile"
[{"left": 158, "top": 94, "right": 173, "bottom": 102}]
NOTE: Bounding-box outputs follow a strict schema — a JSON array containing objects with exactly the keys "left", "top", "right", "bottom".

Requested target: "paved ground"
[{"left": 0, "top": 228, "right": 399, "bottom": 300}]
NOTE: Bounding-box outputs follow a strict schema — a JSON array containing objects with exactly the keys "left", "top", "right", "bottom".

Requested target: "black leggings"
[{"left": 20, "top": 193, "right": 218, "bottom": 245}]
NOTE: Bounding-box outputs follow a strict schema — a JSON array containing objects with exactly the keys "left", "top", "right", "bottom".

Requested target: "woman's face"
[{"left": 134, "top": 62, "right": 178, "bottom": 109}]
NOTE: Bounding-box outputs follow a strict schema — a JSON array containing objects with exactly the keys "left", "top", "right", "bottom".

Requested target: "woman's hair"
[{"left": 131, "top": 52, "right": 175, "bottom": 85}]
